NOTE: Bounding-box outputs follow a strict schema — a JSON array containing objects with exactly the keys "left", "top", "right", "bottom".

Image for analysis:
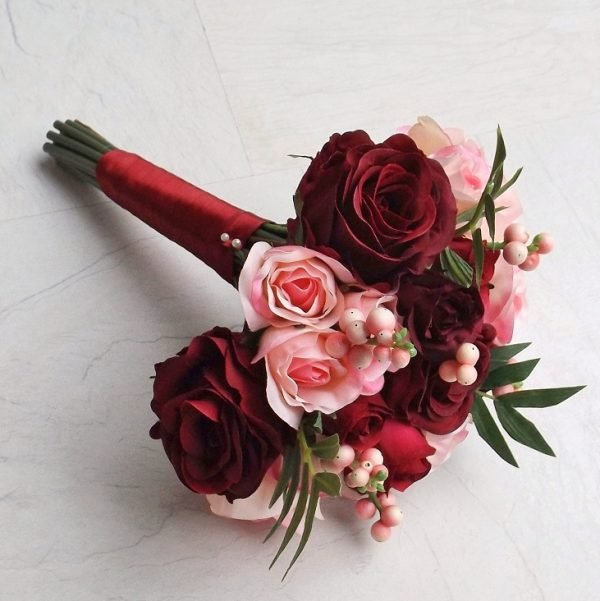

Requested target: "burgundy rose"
[
  {"left": 291, "top": 131, "right": 457, "bottom": 283},
  {"left": 397, "top": 270, "right": 485, "bottom": 363},
  {"left": 383, "top": 329, "right": 494, "bottom": 435},
  {"left": 376, "top": 420, "right": 435, "bottom": 492},
  {"left": 150, "top": 327, "right": 292, "bottom": 502},
  {"left": 323, "top": 393, "right": 392, "bottom": 452}
]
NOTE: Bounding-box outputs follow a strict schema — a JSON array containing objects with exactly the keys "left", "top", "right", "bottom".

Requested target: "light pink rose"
[
  {"left": 485, "top": 260, "right": 527, "bottom": 344},
  {"left": 254, "top": 327, "right": 385, "bottom": 429},
  {"left": 343, "top": 284, "right": 399, "bottom": 317},
  {"left": 402, "top": 116, "right": 522, "bottom": 236},
  {"left": 424, "top": 418, "right": 471, "bottom": 469},
  {"left": 402, "top": 116, "right": 527, "bottom": 343},
  {"left": 239, "top": 241, "right": 355, "bottom": 331}
]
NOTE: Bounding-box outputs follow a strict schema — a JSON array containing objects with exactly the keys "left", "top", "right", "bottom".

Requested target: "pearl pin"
[
  {"left": 231, "top": 238, "right": 242, "bottom": 250},
  {"left": 220, "top": 232, "right": 230, "bottom": 242}
]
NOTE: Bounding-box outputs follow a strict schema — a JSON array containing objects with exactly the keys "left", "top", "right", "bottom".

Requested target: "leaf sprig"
[
  {"left": 471, "top": 344, "right": 585, "bottom": 466},
  {"left": 443, "top": 127, "right": 523, "bottom": 289},
  {"left": 265, "top": 413, "right": 342, "bottom": 580}
]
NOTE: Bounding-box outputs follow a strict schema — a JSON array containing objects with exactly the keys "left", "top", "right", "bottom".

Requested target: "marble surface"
[{"left": 1, "top": 1, "right": 599, "bottom": 599}]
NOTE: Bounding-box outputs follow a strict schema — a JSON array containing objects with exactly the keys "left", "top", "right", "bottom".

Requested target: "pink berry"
[
  {"left": 519, "top": 252, "right": 540, "bottom": 271},
  {"left": 371, "top": 521, "right": 392, "bottom": 542},
  {"left": 455, "top": 342, "right": 480, "bottom": 366},
  {"left": 381, "top": 506, "right": 403, "bottom": 528},
  {"left": 332, "top": 444, "right": 355, "bottom": 469},
  {"left": 371, "top": 465, "right": 389, "bottom": 480},
  {"left": 373, "top": 346, "right": 391, "bottom": 364},
  {"left": 360, "top": 448, "right": 384, "bottom": 466},
  {"left": 456, "top": 364, "right": 478, "bottom": 386},
  {"left": 366, "top": 307, "right": 396, "bottom": 334},
  {"left": 345, "top": 467, "right": 370, "bottom": 488},
  {"left": 339, "top": 308, "right": 365, "bottom": 331},
  {"left": 535, "top": 233, "right": 554, "bottom": 254},
  {"left": 360, "top": 460, "right": 374, "bottom": 472},
  {"left": 377, "top": 492, "right": 396, "bottom": 508},
  {"left": 492, "top": 384, "right": 515, "bottom": 397},
  {"left": 503, "top": 241, "right": 528, "bottom": 266},
  {"left": 376, "top": 329, "right": 394, "bottom": 346},
  {"left": 504, "top": 223, "right": 529, "bottom": 243},
  {"left": 348, "top": 345, "right": 373, "bottom": 370},
  {"left": 390, "top": 348, "right": 411, "bottom": 370},
  {"left": 324, "top": 332, "right": 351, "bottom": 359},
  {"left": 438, "top": 359, "right": 459, "bottom": 383},
  {"left": 346, "top": 320, "right": 370, "bottom": 345},
  {"left": 354, "top": 498, "right": 377, "bottom": 520}
]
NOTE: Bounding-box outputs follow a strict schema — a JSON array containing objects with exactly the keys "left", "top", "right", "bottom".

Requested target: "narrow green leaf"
[
  {"left": 471, "top": 395, "right": 519, "bottom": 467},
  {"left": 494, "top": 401, "right": 555, "bottom": 456},
  {"left": 292, "top": 191, "right": 303, "bottom": 220},
  {"left": 268, "top": 445, "right": 297, "bottom": 508},
  {"left": 313, "top": 471, "right": 342, "bottom": 497},
  {"left": 282, "top": 478, "right": 321, "bottom": 580},
  {"left": 288, "top": 154, "right": 313, "bottom": 160},
  {"left": 484, "top": 193, "right": 496, "bottom": 241},
  {"left": 494, "top": 167, "right": 523, "bottom": 199},
  {"left": 264, "top": 446, "right": 301, "bottom": 543},
  {"left": 473, "top": 227, "right": 484, "bottom": 288},
  {"left": 311, "top": 412, "right": 323, "bottom": 434},
  {"left": 490, "top": 126, "right": 507, "bottom": 177},
  {"left": 498, "top": 386, "right": 586, "bottom": 409},
  {"left": 439, "top": 247, "right": 474, "bottom": 288},
  {"left": 291, "top": 191, "right": 305, "bottom": 244},
  {"left": 490, "top": 342, "right": 531, "bottom": 367},
  {"left": 269, "top": 463, "right": 310, "bottom": 569},
  {"left": 310, "top": 434, "right": 340, "bottom": 460},
  {"left": 483, "top": 359, "right": 540, "bottom": 390},
  {"left": 456, "top": 205, "right": 507, "bottom": 226}
]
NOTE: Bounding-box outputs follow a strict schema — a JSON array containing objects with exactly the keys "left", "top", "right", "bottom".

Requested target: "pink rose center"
[
  {"left": 288, "top": 358, "right": 332, "bottom": 387},
  {"left": 273, "top": 268, "right": 325, "bottom": 313}
]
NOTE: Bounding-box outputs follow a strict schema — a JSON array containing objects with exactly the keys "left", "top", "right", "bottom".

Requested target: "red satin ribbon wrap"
[{"left": 96, "top": 150, "right": 266, "bottom": 283}]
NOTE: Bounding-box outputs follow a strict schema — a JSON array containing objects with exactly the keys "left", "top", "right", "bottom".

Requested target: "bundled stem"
[{"left": 43, "top": 120, "right": 116, "bottom": 187}]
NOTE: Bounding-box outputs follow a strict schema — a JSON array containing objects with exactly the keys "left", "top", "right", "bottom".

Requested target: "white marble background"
[{"left": 1, "top": 1, "right": 599, "bottom": 599}]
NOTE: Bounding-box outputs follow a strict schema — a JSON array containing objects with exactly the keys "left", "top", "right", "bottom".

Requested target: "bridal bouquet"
[{"left": 43, "top": 117, "right": 582, "bottom": 577}]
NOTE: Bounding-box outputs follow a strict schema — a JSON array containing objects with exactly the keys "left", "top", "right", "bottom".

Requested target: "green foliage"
[
  {"left": 473, "top": 343, "right": 584, "bottom": 466},
  {"left": 472, "top": 393, "right": 519, "bottom": 467},
  {"left": 455, "top": 127, "right": 522, "bottom": 239},
  {"left": 266, "top": 414, "right": 342, "bottom": 579},
  {"left": 482, "top": 359, "right": 540, "bottom": 390},
  {"left": 439, "top": 247, "right": 474, "bottom": 288}
]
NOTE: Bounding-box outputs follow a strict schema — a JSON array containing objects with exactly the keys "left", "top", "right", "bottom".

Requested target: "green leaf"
[
  {"left": 490, "top": 126, "right": 507, "bottom": 179},
  {"left": 281, "top": 478, "right": 319, "bottom": 579},
  {"left": 439, "top": 247, "right": 474, "bottom": 288},
  {"left": 484, "top": 193, "right": 496, "bottom": 241},
  {"left": 471, "top": 394, "right": 519, "bottom": 467},
  {"left": 483, "top": 358, "right": 540, "bottom": 390},
  {"left": 269, "top": 463, "right": 310, "bottom": 570},
  {"left": 473, "top": 227, "right": 484, "bottom": 288},
  {"left": 490, "top": 342, "right": 531, "bottom": 367},
  {"left": 280, "top": 472, "right": 341, "bottom": 580},
  {"left": 494, "top": 167, "right": 523, "bottom": 200},
  {"left": 456, "top": 205, "right": 507, "bottom": 225},
  {"left": 268, "top": 445, "right": 298, "bottom": 509},
  {"left": 494, "top": 401, "right": 555, "bottom": 456},
  {"left": 291, "top": 191, "right": 305, "bottom": 244},
  {"left": 292, "top": 191, "right": 303, "bottom": 219},
  {"left": 264, "top": 446, "right": 301, "bottom": 542},
  {"left": 310, "top": 434, "right": 340, "bottom": 460},
  {"left": 498, "top": 386, "right": 586, "bottom": 408},
  {"left": 313, "top": 471, "right": 342, "bottom": 497}
]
